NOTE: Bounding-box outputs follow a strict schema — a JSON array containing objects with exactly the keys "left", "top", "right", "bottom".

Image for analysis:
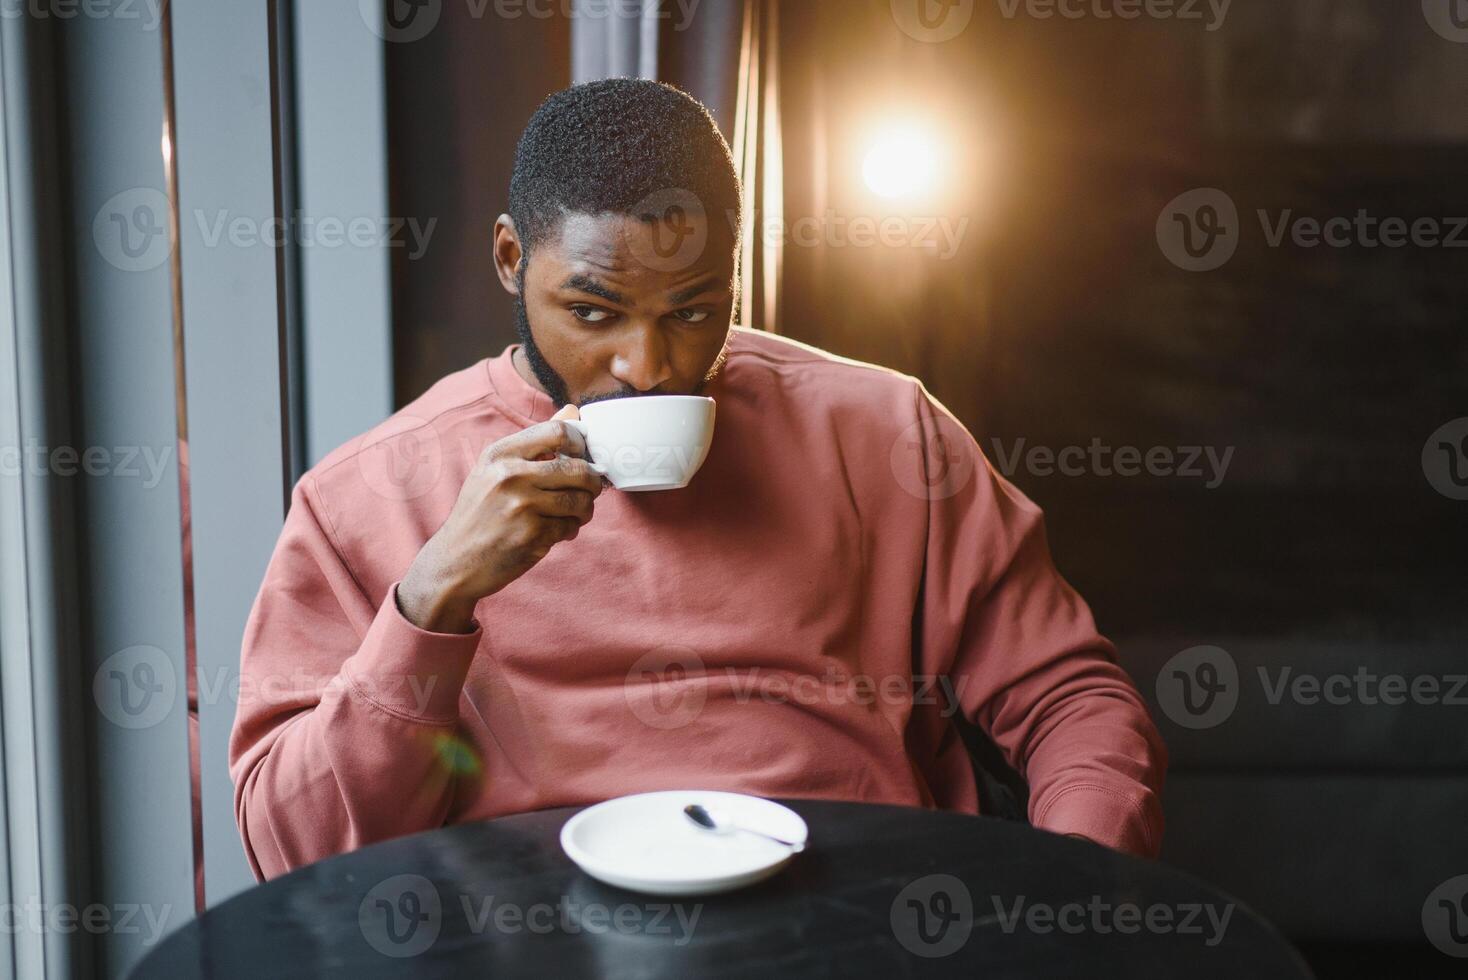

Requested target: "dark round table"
[{"left": 131, "top": 800, "right": 1311, "bottom": 979}]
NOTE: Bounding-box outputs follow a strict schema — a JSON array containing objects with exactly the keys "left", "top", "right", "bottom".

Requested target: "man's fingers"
[
  {"left": 496, "top": 417, "right": 587, "bottom": 462},
  {"left": 526, "top": 455, "right": 604, "bottom": 495},
  {"left": 533, "top": 488, "right": 596, "bottom": 522},
  {"left": 540, "top": 515, "right": 583, "bottom": 544}
]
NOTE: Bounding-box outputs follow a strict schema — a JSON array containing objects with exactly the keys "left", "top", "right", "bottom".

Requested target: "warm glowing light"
[
  {"left": 433, "top": 733, "right": 481, "bottom": 777},
  {"left": 862, "top": 125, "right": 942, "bottom": 200}
]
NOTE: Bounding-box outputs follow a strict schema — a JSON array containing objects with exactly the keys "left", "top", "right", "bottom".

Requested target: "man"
[{"left": 231, "top": 79, "right": 1165, "bottom": 880}]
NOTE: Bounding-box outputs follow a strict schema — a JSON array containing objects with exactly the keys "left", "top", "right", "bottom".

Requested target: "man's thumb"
[{"left": 552, "top": 403, "right": 581, "bottom": 420}]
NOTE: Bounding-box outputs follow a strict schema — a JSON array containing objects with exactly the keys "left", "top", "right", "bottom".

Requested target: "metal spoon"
[{"left": 683, "top": 804, "right": 806, "bottom": 853}]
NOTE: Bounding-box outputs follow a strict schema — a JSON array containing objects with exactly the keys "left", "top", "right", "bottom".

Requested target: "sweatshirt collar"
[{"left": 485, "top": 344, "right": 558, "bottom": 426}]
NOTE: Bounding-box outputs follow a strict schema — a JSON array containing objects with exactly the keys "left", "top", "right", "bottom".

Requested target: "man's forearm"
[
  {"left": 1019, "top": 674, "right": 1168, "bottom": 858},
  {"left": 233, "top": 583, "right": 480, "bottom": 879}
]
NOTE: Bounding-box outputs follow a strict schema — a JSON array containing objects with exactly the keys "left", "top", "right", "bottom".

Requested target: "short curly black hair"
[{"left": 508, "top": 78, "right": 742, "bottom": 260}]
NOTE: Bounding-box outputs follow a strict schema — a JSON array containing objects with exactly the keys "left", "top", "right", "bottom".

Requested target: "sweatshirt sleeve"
[
  {"left": 908, "top": 383, "right": 1167, "bottom": 857},
  {"left": 228, "top": 476, "right": 480, "bottom": 880}
]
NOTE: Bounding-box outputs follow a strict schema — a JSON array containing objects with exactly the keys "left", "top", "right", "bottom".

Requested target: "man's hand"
[{"left": 397, "top": 405, "right": 603, "bottom": 633}]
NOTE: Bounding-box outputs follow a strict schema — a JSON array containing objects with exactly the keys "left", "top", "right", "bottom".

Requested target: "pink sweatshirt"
[{"left": 231, "top": 327, "right": 1165, "bottom": 880}]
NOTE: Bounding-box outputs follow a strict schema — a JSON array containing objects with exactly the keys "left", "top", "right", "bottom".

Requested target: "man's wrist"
[{"left": 397, "top": 567, "right": 478, "bottom": 634}]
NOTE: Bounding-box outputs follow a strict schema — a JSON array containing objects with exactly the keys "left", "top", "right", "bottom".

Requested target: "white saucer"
[{"left": 560, "top": 790, "right": 809, "bottom": 896}]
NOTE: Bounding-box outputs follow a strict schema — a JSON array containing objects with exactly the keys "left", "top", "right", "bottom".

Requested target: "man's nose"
[{"left": 609, "top": 326, "right": 673, "bottom": 393}]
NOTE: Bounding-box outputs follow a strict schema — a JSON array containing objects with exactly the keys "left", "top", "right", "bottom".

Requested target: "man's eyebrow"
[
  {"left": 560, "top": 274, "right": 625, "bottom": 305},
  {"left": 668, "top": 277, "right": 725, "bottom": 306}
]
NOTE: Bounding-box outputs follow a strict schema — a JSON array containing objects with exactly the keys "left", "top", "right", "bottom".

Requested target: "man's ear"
[{"left": 492, "top": 215, "right": 523, "bottom": 294}]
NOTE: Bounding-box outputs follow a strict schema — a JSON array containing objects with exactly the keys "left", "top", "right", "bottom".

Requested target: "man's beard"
[
  {"left": 512, "top": 265, "right": 732, "bottom": 409},
  {"left": 513, "top": 275, "right": 574, "bottom": 407}
]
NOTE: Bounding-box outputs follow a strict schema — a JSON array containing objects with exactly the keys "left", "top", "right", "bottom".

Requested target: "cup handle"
[{"left": 562, "top": 419, "right": 608, "bottom": 476}]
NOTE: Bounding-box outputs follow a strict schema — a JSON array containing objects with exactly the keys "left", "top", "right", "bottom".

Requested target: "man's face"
[{"left": 494, "top": 209, "right": 737, "bottom": 407}]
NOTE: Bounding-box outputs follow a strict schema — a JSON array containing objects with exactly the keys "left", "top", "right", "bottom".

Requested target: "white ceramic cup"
[{"left": 565, "top": 395, "right": 716, "bottom": 492}]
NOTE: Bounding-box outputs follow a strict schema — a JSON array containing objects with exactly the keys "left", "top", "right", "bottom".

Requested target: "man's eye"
[
  {"left": 571, "top": 306, "right": 613, "bottom": 323},
  {"left": 672, "top": 309, "right": 710, "bottom": 323}
]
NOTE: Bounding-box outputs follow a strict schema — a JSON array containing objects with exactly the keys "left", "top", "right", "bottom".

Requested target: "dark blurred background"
[{"left": 384, "top": 2, "right": 1468, "bottom": 975}]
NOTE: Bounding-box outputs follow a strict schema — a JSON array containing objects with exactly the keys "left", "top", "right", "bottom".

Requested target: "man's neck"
[{"left": 511, "top": 345, "right": 549, "bottom": 396}]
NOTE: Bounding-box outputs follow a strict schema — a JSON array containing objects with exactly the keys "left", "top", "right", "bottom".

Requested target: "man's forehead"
[
  {"left": 542, "top": 210, "right": 734, "bottom": 278},
  {"left": 553, "top": 213, "right": 644, "bottom": 273}
]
